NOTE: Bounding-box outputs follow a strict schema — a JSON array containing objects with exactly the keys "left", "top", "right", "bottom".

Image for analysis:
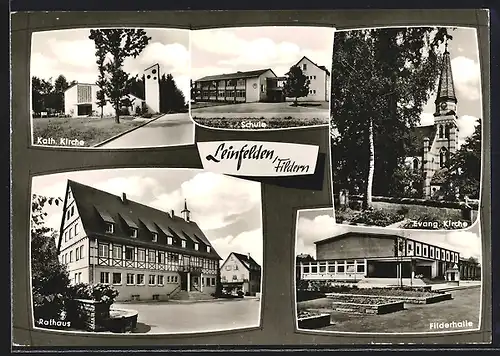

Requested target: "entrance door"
[
  {"left": 77, "top": 104, "right": 92, "bottom": 116},
  {"left": 180, "top": 272, "right": 188, "bottom": 291}
]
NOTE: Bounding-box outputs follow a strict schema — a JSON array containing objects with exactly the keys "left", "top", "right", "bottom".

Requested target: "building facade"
[
  {"left": 220, "top": 252, "right": 261, "bottom": 296},
  {"left": 64, "top": 83, "right": 144, "bottom": 118},
  {"left": 299, "top": 232, "right": 462, "bottom": 284},
  {"left": 57, "top": 180, "right": 221, "bottom": 302},
  {"left": 193, "top": 56, "right": 330, "bottom": 104},
  {"left": 405, "top": 43, "right": 460, "bottom": 198}
]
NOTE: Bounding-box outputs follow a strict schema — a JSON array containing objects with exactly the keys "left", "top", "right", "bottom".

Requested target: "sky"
[
  {"left": 31, "top": 169, "right": 263, "bottom": 266},
  {"left": 31, "top": 28, "right": 191, "bottom": 102},
  {"left": 190, "top": 26, "right": 334, "bottom": 81},
  {"left": 295, "top": 208, "right": 482, "bottom": 261}
]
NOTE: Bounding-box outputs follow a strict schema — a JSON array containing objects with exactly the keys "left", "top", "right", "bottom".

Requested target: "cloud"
[
  {"left": 149, "top": 172, "right": 261, "bottom": 231},
  {"left": 296, "top": 213, "right": 339, "bottom": 258},
  {"left": 46, "top": 38, "right": 97, "bottom": 68},
  {"left": 451, "top": 56, "right": 481, "bottom": 101},
  {"left": 211, "top": 228, "right": 263, "bottom": 266},
  {"left": 94, "top": 176, "right": 163, "bottom": 201},
  {"left": 419, "top": 112, "right": 435, "bottom": 126},
  {"left": 457, "top": 115, "right": 480, "bottom": 140}
]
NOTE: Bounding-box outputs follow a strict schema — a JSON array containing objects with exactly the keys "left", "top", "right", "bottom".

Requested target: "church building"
[
  {"left": 56, "top": 180, "right": 221, "bottom": 302},
  {"left": 405, "top": 43, "right": 460, "bottom": 198}
]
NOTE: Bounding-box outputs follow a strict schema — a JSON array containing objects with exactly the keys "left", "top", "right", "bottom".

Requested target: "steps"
[{"left": 168, "top": 290, "right": 214, "bottom": 301}]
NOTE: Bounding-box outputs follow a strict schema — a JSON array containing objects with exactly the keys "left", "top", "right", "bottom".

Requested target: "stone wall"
[{"left": 70, "top": 299, "right": 110, "bottom": 332}]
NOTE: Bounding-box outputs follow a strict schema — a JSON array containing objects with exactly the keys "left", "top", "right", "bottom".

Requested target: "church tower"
[
  {"left": 181, "top": 199, "right": 191, "bottom": 222},
  {"left": 433, "top": 42, "right": 460, "bottom": 161},
  {"left": 422, "top": 41, "right": 460, "bottom": 198},
  {"left": 144, "top": 63, "right": 161, "bottom": 114}
]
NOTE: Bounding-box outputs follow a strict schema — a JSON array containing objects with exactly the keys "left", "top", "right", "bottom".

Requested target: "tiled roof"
[
  {"left": 435, "top": 48, "right": 457, "bottom": 104},
  {"left": 294, "top": 56, "right": 331, "bottom": 75},
  {"left": 63, "top": 180, "right": 221, "bottom": 259},
  {"left": 232, "top": 252, "right": 261, "bottom": 271},
  {"left": 195, "top": 69, "right": 275, "bottom": 82}
]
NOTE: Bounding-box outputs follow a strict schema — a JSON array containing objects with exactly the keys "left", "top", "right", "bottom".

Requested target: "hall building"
[
  {"left": 299, "top": 231, "right": 463, "bottom": 284},
  {"left": 220, "top": 252, "right": 261, "bottom": 296},
  {"left": 405, "top": 43, "right": 461, "bottom": 198},
  {"left": 56, "top": 180, "right": 221, "bottom": 302},
  {"left": 193, "top": 56, "right": 330, "bottom": 103}
]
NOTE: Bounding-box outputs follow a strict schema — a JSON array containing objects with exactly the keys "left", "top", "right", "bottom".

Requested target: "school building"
[{"left": 193, "top": 56, "right": 330, "bottom": 103}]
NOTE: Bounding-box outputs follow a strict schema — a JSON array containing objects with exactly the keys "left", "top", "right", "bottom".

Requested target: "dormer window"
[
  {"left": 167, "top": 236, "right": 173, "bottom": 245},
  {"left": 105, "top": 222, "right": 114, "bottom": 234},
  {"left": 207, "top": 246, "right": 211, "bottom": 253},
  {"left": 194, "top": 243, "right": 199, "bottom": 251},
  {"left": 129, "top": 228, "right": 138, "bottom": 238},
  {"left": 181, "top": 240, "right": 186, "bottom": 248},
  {"left": 152, "top": 232, "right": 158, "bottom": 242}
]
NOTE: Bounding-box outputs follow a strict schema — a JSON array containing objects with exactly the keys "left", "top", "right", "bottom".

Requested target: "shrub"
[
  {"left": 396, "top": 206, "right": 409, "bottom": 216},
  {"left": 351, "top": 209, "right": 404, "bottom": 227},
  {"left": 66, "top": 283, "right": 119, "bottom": 306}
]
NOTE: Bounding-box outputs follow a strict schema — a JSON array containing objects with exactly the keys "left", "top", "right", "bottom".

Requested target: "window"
[
  {"left": 74, "top": 273, "right": 78, "bottom": 283},
  {"left": 126, "top": 273, "right": 135, "bottom": 285},
  {"left": 436, "top": 248, "right": 440, "bottom": 260},
  {"left": 174, "top": 276, "right": 178, "bottom": 283},
  {"left": 137, "top": 274, "right": 145, "bottom": 285},
  {"left": 105, "top": 223, "right": 114, "bottom": 234},
  {"left": 79, "top": 245, "right": 84, "bottom": 259},
  {"left": 69, "top": 228, "right": 72, "bottom": 240},
  {"left": 167, "top": 236, "right": 173, "bottom": 245},
  {"left": 328, "top": 265, "right": 335, "bottom": 272},
  {"left": 302, "top": 63, "right": 307, "bottom": 70},
  {"left": 260, "top": 84, "right": 264, "bottom": 93},
  {"left": 158, "top": 252, "right": 164, "bottom": 264},
  {"left": 357, "top": 264, "right": 365, "bottom": 273},
  {"left": 423, "top": 245, "right": 428, "bottom": 257},
  {"left": 232, "top": 275, "right": 237, "bottom": 280},
  {"left": 129, "top": 228, "right": 138, "bottom": 238},
  {"left": 64, "top": 232, "right": 68, "bottom": 242},
  {"left": 415, "top": 243, "right": 421, "bottom": 256},
  {"left": 75, "top": 247, "right": 80, "bottom": 261},
  {"left": 181, "top": 240, "right": 186, "bottom": 248},
  {"left": 440, "top": 147, "right": 448, "bottom": 168},
  {"left": 78, "top": 272, "right": 82, "bottom": 283},
  {"left": 211, "top": 277, "right": 215, "bottom": 286},
  {"left": 311, "top": 266, "right": 318, "bottom": 273},
  {"left": 100, "top": 272, "right": 110, "bottom": 284},
  {"left": 167, "top": 275, "right": 171, "bottom": 283},
  {"left": 446, "top": 251, "right": 450, "bottom": 261},
  {"left": 112, "top": 273, "right": 122, "bottom": 285},
  {"left": 69, "top": 251, "right": 73, "bottom": 262},
  {"left": 138, "top": 249, "right": 145, "bottom": 262},
  {"left": 413, "top": 158, "right": 419, "bottom": 170},
  {"left": 74, "top": 223, "right": 79, "bottom": 236},
  {"left": 148, "top": 250, "right": 156, "bottom": 263},
  {"left": 158, "top": 275, "right": 164, "bottom": 285},
  {"left": 430, "top": 247, "right": 434, "bottom": 258},
  {"left": 313, "top": 75, "right": 316, "bottom": 79},
  {"left": 194, "top": 243, "right": 199, "bottom": 251},
  {"left": 439, "top": 125, "right": 444, "bottom": 138},
  {"left": 233, "top": 265, "right": 239, "bottom": 271},
  {"left": 407, "top": 241, "right": 414, "bottom": 256},
  {"left": 149, "top": 275, "right": 156, "bottom": 285},
  {"left": 207, "top": 246, "right": 211, "bottom": 253},
  {"left": 337, "top": 265, "right": 345, "bottom": 273},
  {"left": 98, "top": 243, "right": 108, "bottom": 258},
  {"left": 112, "top": 245, "right": 122, "bottom": 259},
  {"left": 152, "top": 232, "right": 158, "bottom": 242},
  {"left": 125, "top": 247, "right": 134, "bottom": 261}
]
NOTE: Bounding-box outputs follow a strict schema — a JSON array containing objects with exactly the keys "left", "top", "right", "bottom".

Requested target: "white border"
[
  {"left": 28, "top": 167, "right": 264, "bottom": 336},
  {"left": 187, "top": 25, "right": 336, "bottom": 132},
  {"left": 29, "top": 27, "right": 196, "bottom": 150},
  {"left": 329, "top": 25, "right": 484, "bottom": 233},
  {"left": 293, "top": 207, "right": 484, "bottom": 337}
]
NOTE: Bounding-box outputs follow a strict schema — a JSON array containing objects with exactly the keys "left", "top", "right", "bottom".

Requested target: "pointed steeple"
[
  {"left": 181, "top": 199, "right": 191, "bottom": 222},
  {"left": 434, "top": 40, "right": 457, "bottom": 116}
]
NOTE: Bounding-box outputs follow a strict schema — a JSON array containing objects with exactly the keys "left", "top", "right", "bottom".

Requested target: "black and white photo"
[
  {"left": 31, "top": 28, "right": 194, "bottom": 148},
  {"left": 295, "top": 208, "right": 482, "bottom": 334},
  {"left": 31, "top": 168, "right": 262, "bottom": 334},
  {"left": 190, "top": 26, "right": 334, "bottom": 130},
  {"left": 330, "top": 27, "right": 482, "bottom": 230}
]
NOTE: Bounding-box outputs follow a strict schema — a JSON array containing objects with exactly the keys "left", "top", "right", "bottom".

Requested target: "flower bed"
[
  {"left": 332, "top": 287, "right": 439, "bottom": 298},
  {"left": 297, "top": 310, "right": 331, "bottom": 329},
  {"left": 326, "top": 290, "right": 453, "bottom": 305},
  {"left": 328, "top": 296, "right": 405, "bottom": 315}
]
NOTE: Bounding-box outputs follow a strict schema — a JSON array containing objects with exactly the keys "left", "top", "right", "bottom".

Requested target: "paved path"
[
  {"left": 99, "top": 113, "right": 194, "bottom": 148},
  {"left": 112, "top": 298, "right": 260, "bottom": 334}
]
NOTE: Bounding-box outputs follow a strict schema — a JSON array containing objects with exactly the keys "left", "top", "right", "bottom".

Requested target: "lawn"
[
  {"left": 297, "top": 286, "right": 481, "bottom": 333},
  {"left": 32, "top": 116, "right": 144, "bottom": 147},
  {"left": 194, "top": 116, "right": 329, "bottom": 129},
  {"left": 192, "top": 101, "right": 329, "bottom": 114},
  {"left": 335, "top": 207, "right": 405, "bottom": 227}
]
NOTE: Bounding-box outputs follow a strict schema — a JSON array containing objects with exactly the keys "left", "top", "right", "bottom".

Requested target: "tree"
[
  {"left": 282, "top": 65, "right": 310, "bottom": 106},
  {"left": 52, "top": 75, "right": 70, "bottom": 113},
  {"left": 89, "top": 29, "right": 151, "bottom": 123},
  {"left": 159, "top": 73, "right": 186, "bottom": 113},
  {"left": 31, "top": 194, "right": 70, "bottom": 320},
  {"left": 331, "top": 28, "right": 452, "bottom": 208},
  {"left": 439, "top": 120, "right": 481, "bottom": 200},
  {"left": 31, "top": 76, "right": 54, "bottom": 114},
  {"left": 93, "top": 33, "right": 109, "bottom": 119}
]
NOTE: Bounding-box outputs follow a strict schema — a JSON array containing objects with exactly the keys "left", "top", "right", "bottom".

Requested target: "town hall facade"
[{"left": 56, "top": 180, "right": 221, "bottom": 302}]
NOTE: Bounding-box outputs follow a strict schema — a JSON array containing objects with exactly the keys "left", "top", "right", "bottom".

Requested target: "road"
[
  {"left": 112, "top": 298, "right": 260, "bottom": 334},
  {"left": 99, "top": 113, "right": 195, "bottom": 148}
]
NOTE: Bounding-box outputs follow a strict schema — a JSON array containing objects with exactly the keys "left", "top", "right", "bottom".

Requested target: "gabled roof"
[
  {"left": 294, "top": 56, "right": 331, "bottom": 75},
  {"left": 223, "top": 252, "right": 261, "bottom": 272},
  {"left": 64, "top": 82, "right": 96, "bottom": 92},
  {"left": 407, "top": 124, "right": 437, "bottom": 156},
  {"left": 195, "top": 69, "right": 276, "bottom": 82},
  {"left": 60, "top": 180, "right": 221, "bottom": 259}
]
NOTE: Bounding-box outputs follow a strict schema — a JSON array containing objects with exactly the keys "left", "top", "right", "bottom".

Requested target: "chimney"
[
  {"left": 122, "top": 193, "right": 127, "bottom": 203},
  {"left": 171, "top": 210, "right": 175, "bottom": 217},
  {"left": 247, "top": 252, "right": 251, "bottom": 260}
]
